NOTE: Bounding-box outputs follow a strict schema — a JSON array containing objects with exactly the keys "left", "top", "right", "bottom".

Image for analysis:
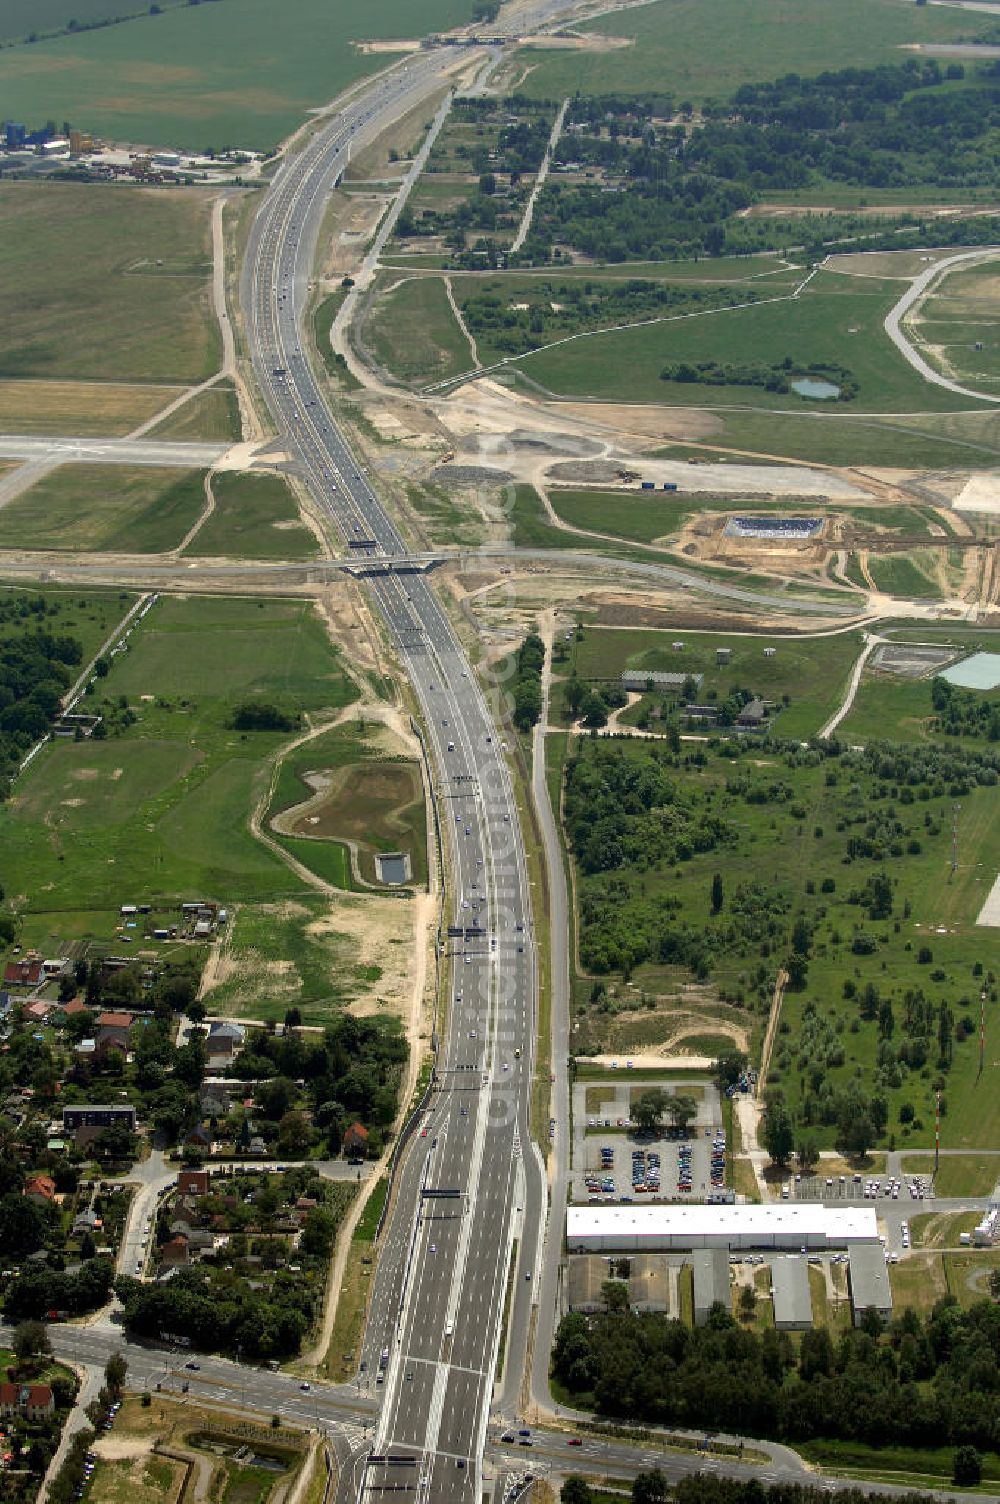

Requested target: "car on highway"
[{"left": 568, "top": 1438, "right": 582, "bottom": 1447}]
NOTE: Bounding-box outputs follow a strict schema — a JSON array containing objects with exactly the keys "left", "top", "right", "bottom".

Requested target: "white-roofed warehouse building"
[{"left": 566, "top": 1204, "right": 879, "bottom": 1253}]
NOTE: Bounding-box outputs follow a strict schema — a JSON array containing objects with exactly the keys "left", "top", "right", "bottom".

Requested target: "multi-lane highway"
[{"left": 241, "top": 40, "right": 548, "bottom": 1504}]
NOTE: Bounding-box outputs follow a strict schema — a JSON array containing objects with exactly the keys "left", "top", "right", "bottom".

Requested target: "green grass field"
[
  {"left": 0, "top": 0, "right": 481, "bottom": 153},
  {"left": 0, "top": 183, "right": 219, "bottom": 384},
  {"left": 906, "top": 257, "right": 1000, "bottom": 396},
  {"left": 519, "top": 272, "right": 978, "bottom": 412},
  {"left": 185, "top": 471, "right": 319, "bottom": 560},
  {"left": 513, "top": 0, "right": 1000, "bottom": 101},
  {"left": 148, "top": 385, "right": 242, "bottom": 442},
  {"left": 363, "top": 275, "right": 472, "bottom": 387},
  {"left": 562, "top": 624, "right": 864, "bottom": 740},
  {"left": 549, "top": 488, "right": 695, "bottom": 545},
  {"left": 866, "top": 553, "right": 943, "bottom": 599},
  {"left": 945, "top": 1250, "right": 1000, "bottom": 1310},
  {"left": 0, "top": 465, "right": 206, "bottom": 553},
  {"left": 0, "top": 595, "right": 357, "bottom": 925},
  {"left": 666, "top": 409, "right": 1000, "bottom": 469},
  {"left": 902, "top": 1155, "right": 1000, "bottom": 1197},
  {"left": 0, "top": 0, "right": 151, "bottom": 43},
  {"left": 201, "top": 896, "right": 365, "bottom": 1020}
]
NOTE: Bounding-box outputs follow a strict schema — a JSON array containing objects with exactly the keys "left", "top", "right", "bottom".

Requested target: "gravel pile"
[{"left": 435, "top": 464, "right": 515, "bottom": 487}]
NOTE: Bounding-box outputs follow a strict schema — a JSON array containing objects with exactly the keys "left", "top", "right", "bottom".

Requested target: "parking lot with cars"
[
  {"left": 781, "top": 1170, "right": 932, "bottom": 1203},
  {"left": 571, "top": 1077, "right": 729, "bottom": 1203}
]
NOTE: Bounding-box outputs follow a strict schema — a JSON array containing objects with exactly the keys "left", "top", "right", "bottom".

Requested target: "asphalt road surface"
[
  {"left": 240, "top": 44, "right": 547, "bottom": 1504},
  {"left": 24, "top": 1321, "right": 997, "bottom": 1504}
]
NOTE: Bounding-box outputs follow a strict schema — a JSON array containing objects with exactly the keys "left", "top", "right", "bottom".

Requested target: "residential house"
[
  {"left": 158, "top": 1235, "right": 189, "bottom": 1269},
  {"left": 205, "top": 1021, "right": 245, "bottom": 1064},
  {"left": 3, "top": 959, "right": 43, "bottom": 988},
  {"left": 184, "top": 1124, "right": 213, "bottom": 1154},
  {"left": 0, "top": 1383, "right": 54, "bottom": 1421},
  {"left": 199, "top": 1082, "right": 236, "bottom": 1117},
  {"left": 343, "top": 1123, "right": 369, "bottom": 1157},
  {"left": 42, "top": 958, "right": 71, "bottom": 979},
  {"left": 169, "top": 1219, "right": 213, "bottom": 1252},
  {"left": 178, "top": 1169, "right": 209, "bottom": 1197},
  {"left": 294, "top": 1196, "right": 318, "bottom": 1227},
  {"left": 95, "top": 1011, "right": 133, "bottom": 1060},
  {"left": 248, "top": 1135, "right": 267, "bottom": 1157},
  {"left": 72, "top": 1206, "right": 102, "bottom": 1235},
  {"left": 26, "top": 1000, "right": 53, "bottom": 1024},
  {"left": 62, "top": 998, "right": 88, "bottom": 1018},
  {"left": 23, "top": 1174, "right": 56, "bottom": 1205}
]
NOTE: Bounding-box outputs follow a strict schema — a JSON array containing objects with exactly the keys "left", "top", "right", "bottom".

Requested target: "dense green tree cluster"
[
  {"left": 930, "top": 676, "right": 1000, "bottom": 741},
  {"left": 522, "top": 61, "right": 1000, "bottom": 262},
  {"left": 0, "top": 626, "right": 82, "bottom": 792},
  {"left": 510, "top": 631, "right": 545, "bottom": 731},
  {"left": 700, "top": 62, "right": 984, "bottom": 192},
  {"left": 229, "top": 701, "right": 300, "bottom": 731},
  {"left": 113, "top": 1263, "right": 314, "bottom": 1359},
  {"left": 660, "top": 359, "right": 858, "bottom": 401},
  {"left": 565, "top": 740, "right": 733, "bottom": 875},
  {"left": 553, "top": 1296, "right": 1000, "bottom": 1449},
  {"left": 5, "top": 1256, "right": 114, "bottom": 1320}
]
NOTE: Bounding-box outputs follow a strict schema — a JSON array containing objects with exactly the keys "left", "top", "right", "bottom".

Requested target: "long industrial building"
[{"left": 566, "top": 1204, "right": 879, "bottom": 1253}]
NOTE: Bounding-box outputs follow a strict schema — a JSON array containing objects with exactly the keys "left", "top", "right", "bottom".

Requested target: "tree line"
[{"left": 553, "top": 1295, "right": 1000, "bottom": 1451}]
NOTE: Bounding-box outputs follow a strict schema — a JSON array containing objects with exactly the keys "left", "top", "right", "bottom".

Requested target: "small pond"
[
  {"left": 940, "top": 651, "right": 1000, "bottom": 690},
  {"left": 792, "top": 377, "right": 841, "bottom": 400}
]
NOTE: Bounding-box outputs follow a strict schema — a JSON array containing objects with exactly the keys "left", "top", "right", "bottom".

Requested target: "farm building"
[
  {"left": 692, "top": 1248, "right": 730, "bottom": 1324},
  {"left": 621, "top": 670, "right": 703, "bottom": 692},
  {"left": 737, "top": 698, "right": 767, "bottom": 728},
  {"left": 566, "top": 1204, "right": 879, "bottom": 1254},
  {"left": 771, "top": 1256, "right": 813, "bottom": 1331},
  {"left": 848, "top": 1243, "right": 893, "bottom": 1326}
]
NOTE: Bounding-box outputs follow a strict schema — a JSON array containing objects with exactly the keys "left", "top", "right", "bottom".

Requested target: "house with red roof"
[
  {"left": 23, "top": 1174, "right": 55, "bottom": 1204},
  {"left": 3, "top": 960, "right": 43, "bottom": 988},
  {"left": 0, "top": 1383, "right": 54, "bottom": 1420}
]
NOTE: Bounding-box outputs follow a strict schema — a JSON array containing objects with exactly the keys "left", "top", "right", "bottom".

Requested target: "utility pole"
[{"left": 951, "top": 801, "right": 961, "bottom": 877}]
